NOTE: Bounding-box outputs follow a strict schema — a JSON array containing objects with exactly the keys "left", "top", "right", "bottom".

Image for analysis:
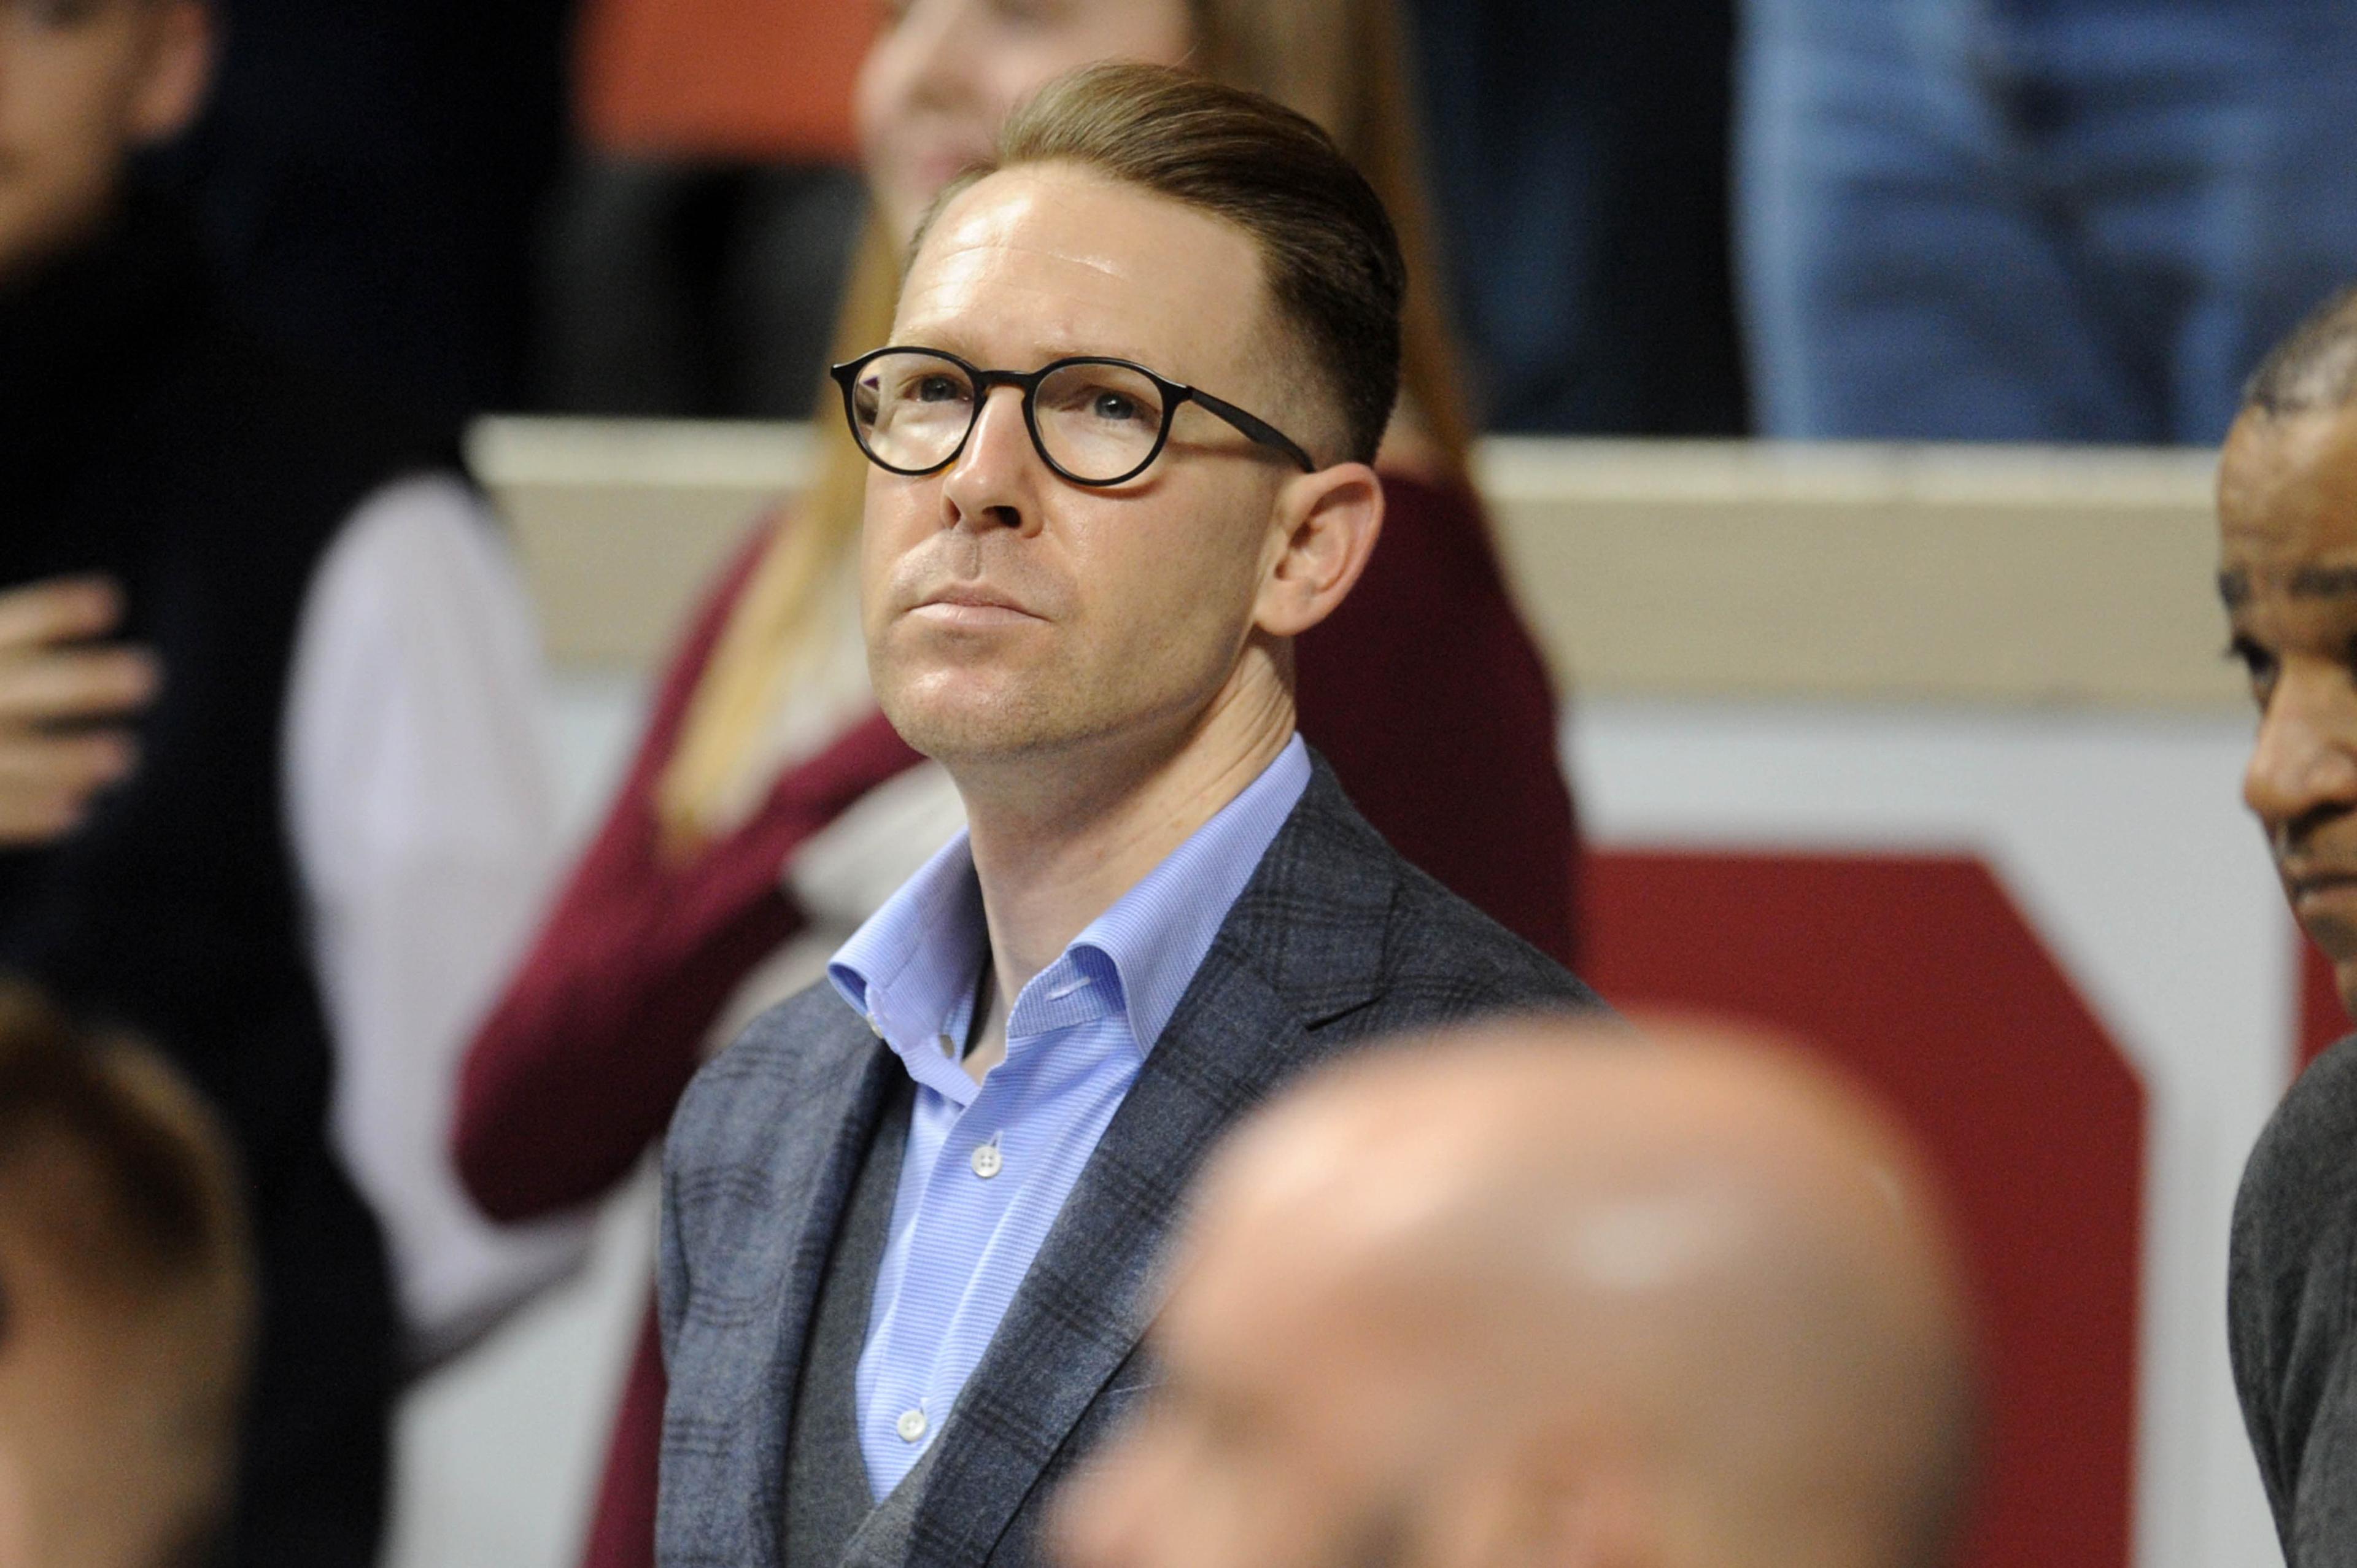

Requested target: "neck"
[{"left": 956, "top": 660, "right": 1296, "bottom": 1018}]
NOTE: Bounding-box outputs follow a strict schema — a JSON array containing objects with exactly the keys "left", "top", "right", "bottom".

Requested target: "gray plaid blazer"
[{"left": 656, "top": 754, "right": 1606, "bottom": 1568}]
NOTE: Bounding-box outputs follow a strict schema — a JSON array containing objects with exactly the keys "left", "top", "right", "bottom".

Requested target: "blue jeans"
[{"left": 1739, "top": 0, "right": 2357, "bottom": 442}]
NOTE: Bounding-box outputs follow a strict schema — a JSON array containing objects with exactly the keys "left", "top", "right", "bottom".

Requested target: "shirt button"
[
  {"left": 970, "top": 1140, "right": 1003, "bottom": 1180},
  {"left": 866, "top": 1013, "right": 885, "bottom": 1039},
  {"left": 896, "top": 1408, "right": 928, "bottom": 1443}
]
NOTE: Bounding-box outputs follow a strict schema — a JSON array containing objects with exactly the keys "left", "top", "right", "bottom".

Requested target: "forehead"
[
  {"left": 1159, "top": 1154, "right": 1412, "bottom": 1383},
  {"left": 894, "top": 165, "right": 1268, "bottom": 385},
  {"left": 2220, "top": 405, "right": 2357, "bottom": 606}
]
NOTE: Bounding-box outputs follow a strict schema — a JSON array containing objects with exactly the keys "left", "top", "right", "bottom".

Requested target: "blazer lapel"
[
  {"left": 662, "top": 1004, "right": 897, "bottom": 1568},
  {"left": 900, "top": 758, "right": 1401, "bottom": 1567}
]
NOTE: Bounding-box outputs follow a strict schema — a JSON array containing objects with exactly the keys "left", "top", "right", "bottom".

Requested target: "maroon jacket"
[{"left": 454, "top": 471, "right": 1579, "bottom": 1568}]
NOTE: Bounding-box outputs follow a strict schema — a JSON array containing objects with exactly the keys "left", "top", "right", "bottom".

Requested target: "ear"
[
  {"left": 128, "top": 1, "right": 215, "bottom": 146},
  {"left": 1252, "top": 462, "right": 1384, "bottom": 639}
]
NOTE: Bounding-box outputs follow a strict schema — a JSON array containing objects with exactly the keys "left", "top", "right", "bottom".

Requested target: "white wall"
[{"left": 1570, "top": 698, "right": 2285, "bottom": 1568}]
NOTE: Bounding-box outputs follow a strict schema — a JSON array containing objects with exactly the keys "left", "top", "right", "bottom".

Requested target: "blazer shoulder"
[
  {"left": 2232, "top": 1032, "right": 2357, "bottom": 1546},
  {"left": 1251, "top": 755, "right": 1607, "bottom": 1028},
  {"left": 2238, "top": 1033, "right": 2357, "bottom": 1280},
  {"left": 1384, "top": 853, "right": 1608, "bottom": 1014},
  {"left": 668, "top": 979, "right": 867, "bottom": 1176}
]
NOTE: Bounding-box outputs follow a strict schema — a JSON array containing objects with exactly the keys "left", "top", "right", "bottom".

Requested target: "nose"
[
  {"left": 2245, "top": 657, "right": 2357, "bottom": 830},
  {"left": 939, "top": 385, "right": 1040, "bottom": 535}
]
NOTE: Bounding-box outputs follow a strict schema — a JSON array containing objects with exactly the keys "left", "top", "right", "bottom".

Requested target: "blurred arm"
[{"left": 451, "top": 526, "right": 803, "bottom": 1222}]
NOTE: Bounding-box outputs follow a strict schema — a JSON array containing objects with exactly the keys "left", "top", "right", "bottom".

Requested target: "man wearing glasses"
[{"left": 656, "top": 61, "right": 1604, "bottom": 1568}]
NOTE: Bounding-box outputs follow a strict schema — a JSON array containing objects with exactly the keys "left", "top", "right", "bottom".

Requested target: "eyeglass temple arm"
[{"left": 1185, "top": 389, "right": 1320, "bottom": 473}]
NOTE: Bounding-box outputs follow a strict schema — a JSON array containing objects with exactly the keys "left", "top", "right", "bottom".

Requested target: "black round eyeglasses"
[{"left": 828, "top": 347, "right": 1320, "bottom": 488}]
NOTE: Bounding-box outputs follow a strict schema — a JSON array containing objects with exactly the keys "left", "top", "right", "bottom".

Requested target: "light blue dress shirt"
[{"left": 827, "top": 734, "right": 1311, "bottom": 1499}]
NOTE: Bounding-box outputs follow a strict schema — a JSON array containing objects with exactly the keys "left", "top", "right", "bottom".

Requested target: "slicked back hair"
[
  {"left": 2245, "top": 283, "right": 2357, "bottom": 416},
  {"left": 921, "top": 61, "right": 1407, "bottom": 467}
]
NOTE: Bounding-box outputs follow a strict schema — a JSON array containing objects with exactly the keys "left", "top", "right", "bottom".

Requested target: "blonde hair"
[{"left": 656, "top": 0, "right": 1469, "bottom": 843}]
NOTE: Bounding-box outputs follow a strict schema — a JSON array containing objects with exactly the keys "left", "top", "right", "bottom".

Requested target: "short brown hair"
[
  {"left": 932, "top": 61, "right": 1407, "bottom": 466},
  {"left": 0, "top": 981, "right": 253, "bottom": 1567}
]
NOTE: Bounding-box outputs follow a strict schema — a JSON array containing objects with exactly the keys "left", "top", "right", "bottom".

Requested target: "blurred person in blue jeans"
[
  {"left": 1740, "top": 0, "right": 2357, "bottom": 444},
  {"left": 1409, "top": 0, "right": 1747, "bottom": 435}
]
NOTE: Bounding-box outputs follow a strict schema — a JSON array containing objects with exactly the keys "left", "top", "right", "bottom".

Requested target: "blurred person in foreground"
[
  {"left": 654, "top": 63, "right": 1603, "bottom": 1568},
  {"left": 0, "top": 0, "right": 581, "bottom": 1559},
  {"left": 1407, "top": 0, "right": 1747, "bottom": 436},
  {"left": 1740, "top": 0, "right": 2357, "bottom": 444},
  {"left": 0, "top": 983, "right": 253, "bottom": 1568},
  {"left": 1056, "top": 1016, "right": 1981, "bottom": 1568},
  {"left": 2221, "top": 284, "right": 2357, "bottom": 1562},
  {"left": 457, "top": 3, "right": 1581, "bottom": 1563}
]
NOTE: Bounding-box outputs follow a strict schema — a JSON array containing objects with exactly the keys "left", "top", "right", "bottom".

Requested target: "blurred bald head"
[{"left": 1055, "top": 1016, "right": 1979, "bottom": 1568}]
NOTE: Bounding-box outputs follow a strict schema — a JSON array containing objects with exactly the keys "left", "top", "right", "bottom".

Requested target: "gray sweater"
[{"left": 2231, "top": 1032, "right": 2357, "bottom": 1564}]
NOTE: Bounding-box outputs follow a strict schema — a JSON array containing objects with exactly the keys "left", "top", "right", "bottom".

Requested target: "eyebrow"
[
  {"left": 2293, "top": 566, "right": 2357, "bottom": 598},
  {"left": 891, "top": 330, "right": 1166, "bottom": 373},
  {"left": 2216, "top": 566, "right": 2357, "bottom": 606}
]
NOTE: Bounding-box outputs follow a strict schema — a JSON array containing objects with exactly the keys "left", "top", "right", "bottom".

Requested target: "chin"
[{"left": 877, "top": 678, "right": 1064, "bottom": 766}]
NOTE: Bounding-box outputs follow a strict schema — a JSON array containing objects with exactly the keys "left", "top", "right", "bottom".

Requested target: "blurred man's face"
[
  {"left": 855, "top": 0, "right": 1190, "bottom": 249},
  {"left": 0, "top": 0, "right": 207, "bottom": 282},
  {"left": 1051, "top": 1191, "right": 1438, "bottom": 1568},
  {"left": 0, "top": 1250, "right": 211, "bottom": 1568},
  {"left": 2221, "top": 402, "right": 2357, "bottom": 1013},
  {"left": 861, "top": 166, "right": 1309, "bottom": 776},
  {"left": 0, "top": 1446, "right": 25, "bottom": 1568}
]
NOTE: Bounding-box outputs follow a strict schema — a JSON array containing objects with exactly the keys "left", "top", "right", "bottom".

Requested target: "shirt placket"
[{"left": 875, "top": 963, "right": 1118, "bottom": 1470}]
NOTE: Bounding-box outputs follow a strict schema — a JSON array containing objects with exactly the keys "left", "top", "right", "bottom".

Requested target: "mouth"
[
  {"left": 2286, "top": 865, "right": 2357, "bottom": 914},
  {"left": 908, "top": 587, "right": 1044, "bottom": 630}
]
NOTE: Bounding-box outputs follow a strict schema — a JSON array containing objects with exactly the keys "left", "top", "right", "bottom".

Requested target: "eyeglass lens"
[{"left": 850, "top": 352, "right": 1169, "bottom": 482}]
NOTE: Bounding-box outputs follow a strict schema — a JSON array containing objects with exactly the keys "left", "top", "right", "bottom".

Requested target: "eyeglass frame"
[{"left": 828, "top": 346, "right": 1320, "bottom": 489}]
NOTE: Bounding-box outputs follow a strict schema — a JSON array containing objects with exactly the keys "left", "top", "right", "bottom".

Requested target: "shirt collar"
[
  {"left": 1054, "top": 734, "right": 1310, "bottom": 1053},
  {"left": 828, "top": 832, "right": 990, "bottom": 1105},
  {"left": 829, "top": 734, "right": 1310, "bottom": 1079}
]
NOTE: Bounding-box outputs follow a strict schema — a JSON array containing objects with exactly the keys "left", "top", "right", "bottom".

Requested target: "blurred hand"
[{"left": 0, "top": 576, "right": 159, "bottom": 846}]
